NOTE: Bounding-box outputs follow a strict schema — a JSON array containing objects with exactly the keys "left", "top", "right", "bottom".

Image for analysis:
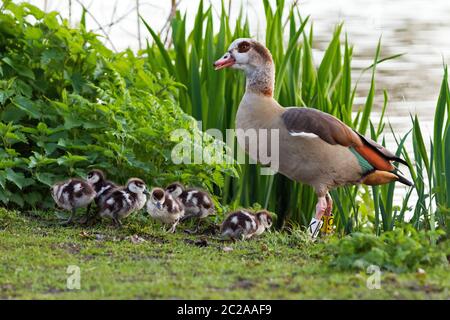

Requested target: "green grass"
[{"left": 1, "top": 208, "right": 448, "bottom": 299}]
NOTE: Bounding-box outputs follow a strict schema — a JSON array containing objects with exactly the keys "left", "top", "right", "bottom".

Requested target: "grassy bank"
[{"left": 0, "top": 209, "right": 448, "bottom": 299}]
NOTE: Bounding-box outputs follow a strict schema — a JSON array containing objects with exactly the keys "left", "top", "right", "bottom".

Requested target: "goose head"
[
  {"left": 165, "top": 182, "right": 185, "bottom": 198},
  {"left": 87, "top": 169, "right": 105, "bottom": 184},
  {"left": 256, "top": 210, "right": 273, "bottom": 229},
  {"left": 214, "top": 38, "right": 272, "bottom": 72},
  {"left": 150, "top": 187, "right": 165, "bottom": 209},
  {"left": 214, "top": 38, "right": 274, "bottom": 96},
  {"left": 127, "top": 178, "right": 148, "bottom": 195}
]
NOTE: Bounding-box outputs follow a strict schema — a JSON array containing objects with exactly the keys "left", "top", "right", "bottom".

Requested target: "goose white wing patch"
[{"left": 288, "top": 131, "right": 320, "bottom": 139}]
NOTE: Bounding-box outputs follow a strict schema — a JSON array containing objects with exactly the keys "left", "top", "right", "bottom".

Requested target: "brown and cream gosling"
[
  {"left": 85, "top": 169, "right": 118, "bottom": 221},
  {"left": 51, "top": 178, "right": 96, "bottom": 225},
  {"left": 220, "top": 210, "right": 273, "bottom": 240},
  {"left": 98, "top": 178, "right": 149, "bottom": 227},
  {"left": 146, "top": 187, "right": 185, "bottom": 233},
  {"left": 165, "top": 182, "right": 215, "bottom": 233}
]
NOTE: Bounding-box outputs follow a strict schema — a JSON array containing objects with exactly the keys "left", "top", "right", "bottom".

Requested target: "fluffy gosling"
[
  {"left": 98, "top": 178, "right": 148, "bottom": 226},
  {"left": 166, "top": 182, "right": 214, "bottom": 233},
  {"left": 146, "top": 187, "right": 185, "bottom": 233},
  {"left": 51, "top": 178, "right": 96, "bottom": 225},
  {"left": 220, "top": 210, "right": 273, "bottom": 240}
]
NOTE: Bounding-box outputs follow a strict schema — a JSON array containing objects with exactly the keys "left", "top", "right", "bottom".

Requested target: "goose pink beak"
[{"left": 214, "top": 54, "right": 235, "bottom": 70}]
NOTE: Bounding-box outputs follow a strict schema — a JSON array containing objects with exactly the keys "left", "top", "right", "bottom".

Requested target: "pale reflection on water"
[{"left": 21, "top": 0, "right": 450, "bottom": 206}]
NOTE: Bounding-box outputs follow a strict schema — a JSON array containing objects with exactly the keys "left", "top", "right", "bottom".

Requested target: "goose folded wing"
[
  {"left": 282, "top": 107, "right": 408, "bottom": 171},
  {"left": 282, "top": 107, "right": 362, "bottom": 147}
]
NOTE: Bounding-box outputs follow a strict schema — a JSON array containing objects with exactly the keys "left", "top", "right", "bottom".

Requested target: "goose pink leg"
[
  {"left": 325, "top": 194, "right": 333, "bottom": 217},
  {"left": 308, "top": 196, "right": 327, "bottom": 239}
]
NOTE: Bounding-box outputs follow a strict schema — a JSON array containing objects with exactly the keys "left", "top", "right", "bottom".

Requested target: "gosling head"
[
  {"left": 165, "top": 182, "right": 185, "bottom": 198},
  {"left": 127, "top": 178, "right": 148, "bottom": 195},
  {"left": 256, "top": 210, "right": 273, "bottom": 230},
  {"left": 150, "top": 187, "right": 165, "bottom": 209},
  {"left": 213, "top": 38, "right": 273, "bottom": 73},
  {"left": 87, "top": 169, "right": 105, "bottom": 185}
]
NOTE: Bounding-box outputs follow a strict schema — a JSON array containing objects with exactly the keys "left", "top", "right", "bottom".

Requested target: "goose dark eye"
[{"left": 238, "top": 41, "right": 250, "bottom": 53}]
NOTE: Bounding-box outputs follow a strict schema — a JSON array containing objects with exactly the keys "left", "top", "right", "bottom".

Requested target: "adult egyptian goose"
[{"left": 214, "top": 38, "right": 412, "bottom": 238}]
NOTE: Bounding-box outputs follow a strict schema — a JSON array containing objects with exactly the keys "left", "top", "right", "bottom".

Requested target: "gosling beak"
[
  {"left": 144, "top": 190, "right": 150, "bottom": 196},
  {"left": 213, "top": 53, "right": 235, "bottom": 70},
  {"left": 156, "top": 202, "right": 162, "bottom": 209}
]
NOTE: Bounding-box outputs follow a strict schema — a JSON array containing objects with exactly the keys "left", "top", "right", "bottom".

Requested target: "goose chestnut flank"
[
  {"left": 221, "top": 210, "right": 273, "bottom": 240},
  {"left": 98, "top": 178, "right": 149, "bottom": 227},
  {"left": 214, "top": 38, "right": 412, "bottom": 239},
  {"left": 51, "top": 178, "right": 96, "bottom": 225},
  {"left": 146, "top": 187, "right": 185, "bottom": 233},
  {"left": 166, "top": 182, "right": 215, "bottom": 233}
]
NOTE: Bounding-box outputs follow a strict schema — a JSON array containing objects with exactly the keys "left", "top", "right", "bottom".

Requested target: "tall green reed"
[{"left": 397, "top": 68, "right": 449, "bottom": 236}]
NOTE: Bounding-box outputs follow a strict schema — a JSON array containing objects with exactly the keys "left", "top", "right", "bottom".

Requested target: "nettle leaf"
[
  {"left": 1, "top": 104, "right": 27, "bottom": 122},
  {"left": 8, "top": 193, "right": 24, "bottom": 207},
  {"left": 5, "top": 168, "right": 27, "bottom": 189},
  {"left": 2, "top": 57, "right": 35, "bottom": 79},
  {"left": 0, "top": 170, "right": 6, "bottom": 189},
  {"left": 22, "top": 3, "right": 46, "bottom": 20},
  {"left": 35, "top": 172, "right": 59, "bottom": 186},
  {"left": 57, "top": 154, "right": 88, "bottom": 167},
  {"left": 23, "top": 191, "right": 42, "bottom": 206},
  {"left": 43, "top": 12, "right": 59, "bottom": 29},
  {"left": 14, "top": 79, "right": 33, "bottom": 98},
  {"left": 40, "top": 48, "right": 64, "bottom": 65},
  {"left": 12, "top": 96, "right": 41, "bottom": 119},
  {"left": 0, "top": 89, "right": 15, "bottom": 104},
  {"left": 63, "top": 114, "right": 84, "bottom": 129},
  {"left": 28, "top": 152, "right": 58, "bottom": 168},
  {"left": 43, "top": 143, "right": 59, "bottom": 155},
  {"left": 0, "top": 189, "right": 10, "bottom": 204},
  {"left": 24, "top": 26, "right": 43, "bottom": 40}
]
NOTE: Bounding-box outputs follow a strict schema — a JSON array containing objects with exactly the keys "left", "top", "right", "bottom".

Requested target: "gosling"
[
  {"left": 85, "top": 169, "right": 118, "bottom": 221},
  {"left": 51, "top": 178, "right": 96, "bottom": 225},
  {"left": 146, "top": 187, "right": 185, "bottom": 233},
  {"left": 98, "top": 178, "right": 149, "bottom": 227},
  {"left": 221, "top": 210, "right": 273, "bottom": 240},
  {"left": 166, "top": 182, "right": 214, "bottom": 233}
]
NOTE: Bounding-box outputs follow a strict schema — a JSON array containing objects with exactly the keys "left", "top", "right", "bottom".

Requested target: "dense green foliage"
[
  {"left": 329, "top": 226, "right": 448, "bottom": 272},
  {"left": 144, "top": 0, "right": 449, "bottom": 236},
  {"left": 0, "top": 2, "right": 237, "bottom": 209}
]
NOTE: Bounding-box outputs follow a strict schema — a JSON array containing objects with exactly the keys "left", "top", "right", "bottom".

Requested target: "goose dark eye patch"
[{"left": 238, "top": 41, "right": 251, "bottom": 53}]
